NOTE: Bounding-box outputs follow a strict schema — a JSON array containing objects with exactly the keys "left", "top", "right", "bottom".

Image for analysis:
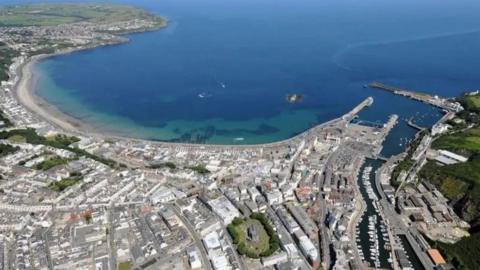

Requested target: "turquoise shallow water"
[{"left": 25, "top": 0, "right": 480, "bottom": 144}]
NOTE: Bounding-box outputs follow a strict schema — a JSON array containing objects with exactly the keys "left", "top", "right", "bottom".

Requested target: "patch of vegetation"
[
  {"left": 463, "top": 94, "right": 480, "bottom": 113},
  {"left": 433, "top": 232, "right": 480, "bottom": 270},
  {"left": 187, "top": 164, "right": 210, "bottom": 174},
  {"left": 0, "top": 41, "right": 17, "bottom": 82},
  {"left": 34, "top": 156, "right": 71, "bottom": 171},
  {"left": 432, "top": 128, "right": 480, "bottom": 157},
  {"left": 7, "top": 134, "right": 26, "bottom": 143},
  {"left": 419, "top": 92, "right": 480, "bottom": 229},
  {"left": 455, "top": 94, "right": 480, "bottom": 123},
  {"left": 46, "top": 134, "right": 80, "bottom": 147},
  {"left": 148, "top": 161, "right": 176, "bottom": 169},
  {"left": 391, "top": 130, "right": 428, "bottom": 186},
  {"left": 0, "top": 128, "right": 121, "bottom": 168},
  {"left": 48, "top": 176, "right": 82, "bottom": 192},
  {"left": 0, "top": 143, "right": 18, "bottom": 157},
  {"left": 419, "top": 156, "right": 480, "bottom": 223},
  {"left": 0, "top": 110, "right": 12, "bottom": 128},
  {"left": 439, "top": 176, "right": 469, "bottom": 201},
  {"left": 118, "top": 261, "right": 133, "bottom": 270},
  {"left": 227, "top": 213, "right": 280, "bottom": 258},
  {"left": 0, "top": 3, "right": 165, "bottom": 27}
]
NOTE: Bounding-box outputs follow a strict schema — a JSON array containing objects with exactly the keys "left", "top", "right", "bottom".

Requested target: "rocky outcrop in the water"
[{"left": 286, "top": 94, "right": 303, "bottom": 103}]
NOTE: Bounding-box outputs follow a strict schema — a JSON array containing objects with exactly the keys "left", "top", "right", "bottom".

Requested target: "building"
[
  {"left": 427, "top": 249, "right": 447, "bottom": 266},
  {"left": 435, "top": 150, "right": 468, "bottom": 165},
  {"left": 293, "top": 230, "right": 318, "bottom": 264},
  {"left": 187, "top": 246, "right": 203, "bottom": 269},
  {"left": 208, "top": 196, "right": 240, "bottom": 224},
  {"left": 151, "top": 187, "right": 176, "bottom": 203}
]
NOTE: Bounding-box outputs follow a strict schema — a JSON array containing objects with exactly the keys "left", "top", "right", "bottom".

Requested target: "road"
[
  {"left": 169, "top": 205, "right": 213, "bottom": 270},
  {"left": 106, "top": 207, "right": 117, "bottom": 270}
]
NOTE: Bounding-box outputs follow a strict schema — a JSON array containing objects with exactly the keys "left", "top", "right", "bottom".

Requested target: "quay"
[
  {"left": 368, "top": 81, "right": 463, "bottom": 112},
  {"left": 406, "top": 118, "right": 425, "bottom": 131}
]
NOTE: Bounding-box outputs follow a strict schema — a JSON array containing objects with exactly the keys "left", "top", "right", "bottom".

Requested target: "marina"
[
  {"left": 355, "top": 163, "right": 392, "bottom": 269},
  {"left": 354, "top": 152, "right": 431, "bottom": 270}
]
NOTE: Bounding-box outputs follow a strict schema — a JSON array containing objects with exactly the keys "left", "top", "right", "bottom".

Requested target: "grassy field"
[
  {"left": 8, "top": 134, "right": 26, "bottom": 143},
  {"left": 0, "top": 3, "right": 163, "bottom": 27},
  {"left": 432, "top": 128, "right": 480, "bottom": 156},
  {"left": 118, "top": 261, "right": 133, "bottom": 270},
  {"left": 464, "top": 94, "right": 480, "bottom": 112}
]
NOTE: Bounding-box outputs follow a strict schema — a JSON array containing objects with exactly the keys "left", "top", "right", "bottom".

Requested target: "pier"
[
  {"left": 368, "top": 82, "right": 462, "bottom": 112},
  {"left": 376, "top": 155, "right": 389, "bottom": 162},
  {"left": 406, "top": 118, "right": 425, "bottom": 131}
]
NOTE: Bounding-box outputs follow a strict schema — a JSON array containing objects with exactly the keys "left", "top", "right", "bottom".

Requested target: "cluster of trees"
[
  {"left": 390, "top": 129, "right": 429, "bottom": 186},
  {"left": 187, "top": 164, "right": 210, "bottom": 174},
  {"left": 0, "top": 110, "right": 12, "bottom": 128},
  {"left": 0, "top": 128, "right": 122, "bottom": 168},
  {"left": 433, "top": 232, "right": 480, "bottom": 270},
  {"left": 250, "top": 212, "right": 280, "bottom": 257},
  {"left": 0, "top": 42, "right": 17, "bottom": 82},
  {"left": 48, "top": 175, "right": 82, "bottom": 192},
  {"left": 0, "top": 143, "right": 18, "bottom": 157},
  {"left": 148, "top": 161, "right": 176, "bottom": 169},
  {"left": 227, "top": 213, "right": 280, "bottom": 259},
  {"left": 34, "top": 156, "right": 70, "bottom": 171}
]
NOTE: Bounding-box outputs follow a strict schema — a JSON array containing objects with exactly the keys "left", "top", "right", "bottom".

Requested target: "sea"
[{"left": 11, "top": 0, "right": 476, "bottom": 145}]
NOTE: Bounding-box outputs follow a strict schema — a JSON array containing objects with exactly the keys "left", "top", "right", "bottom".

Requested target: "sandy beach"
[{"left": 14, "top": 54, "right": 91, "bottom": 133}]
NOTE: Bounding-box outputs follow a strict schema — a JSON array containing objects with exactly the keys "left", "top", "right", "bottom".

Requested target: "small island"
[{"left": 286, "top": 93, "right": 304, "bottom": 103}]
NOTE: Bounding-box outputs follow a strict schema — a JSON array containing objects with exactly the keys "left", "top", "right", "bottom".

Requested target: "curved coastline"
[
  {"left": 14, "top": 45, "right": 131, "bottom": 137},
  {"left": 14, "top": 51, "right": 357, "bottom": 149}
]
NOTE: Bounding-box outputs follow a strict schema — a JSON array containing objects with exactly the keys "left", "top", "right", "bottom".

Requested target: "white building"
[
  {"left": 435, "top": 150, "right": 468, "bottom": 165},
  {"left": 265, "top": 190, "right": 283, "bottom": 205},
  {"left": 208, "top": 196, "right": 240, "bottom": 224},
  {"left": 187, "top": 246, "right": 202, "bottom": 269},
  {"left": 151, "top": 187, "right": 176, "bottom": 204},
  {"left": 294, "top": 230, "right": 318, "bottom": 262}
]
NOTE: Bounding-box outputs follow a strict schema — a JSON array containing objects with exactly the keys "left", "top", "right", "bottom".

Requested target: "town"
[{"left": 0, "top": 3, "right": 476, "bottom": 270}]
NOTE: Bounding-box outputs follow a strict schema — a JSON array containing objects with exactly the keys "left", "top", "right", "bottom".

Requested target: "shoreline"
[
  {"left": 13, "top": 52, "right": 372, "bottom": 148},
  {"left": 14, "top": 46, "right": 129, "bottom": 138},
  {"left": 11, "top": 34, "right": 375, "bottom": 149},
  {"left": 13, "top": 53, "right": 353, "bottom": 148}
]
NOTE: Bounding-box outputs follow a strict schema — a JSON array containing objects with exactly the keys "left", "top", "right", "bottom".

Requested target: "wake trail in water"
[{"left": 331, "top": 28, "right": 480, "bottom": 72}]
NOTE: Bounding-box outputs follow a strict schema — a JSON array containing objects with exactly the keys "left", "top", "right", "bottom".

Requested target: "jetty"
[
  {"left": 367, "top": 82, "right": 463, "bottom": 112},
  {"left": 406, "top": 118, "right": 425, "bottom": 131}
]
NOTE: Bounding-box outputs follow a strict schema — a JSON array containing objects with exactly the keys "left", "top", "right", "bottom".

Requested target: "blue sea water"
[{"left": 20, "top": 0, "right": 480, "bottom": 144}]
